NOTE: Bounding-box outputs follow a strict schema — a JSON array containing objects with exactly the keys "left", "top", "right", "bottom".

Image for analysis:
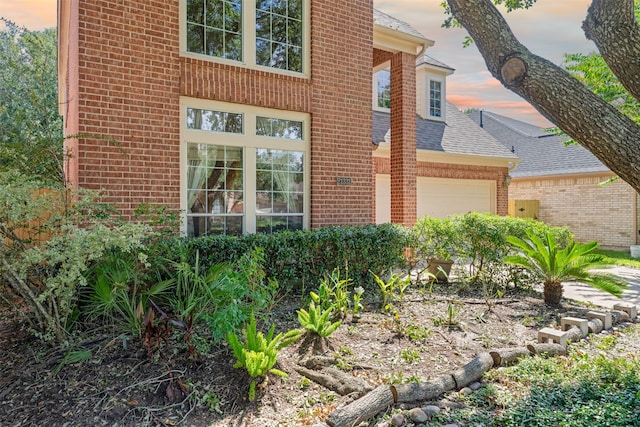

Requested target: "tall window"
[
  {"left": 430, "top": 80, "right": 442, "bottom": 118},
  {"left": 376, "top": 69, "right": 391, "bottom": 109},
  {"left": 256, "top": 0, "right": 303, "bottom": 72},
  {"left": 182, "top": 100, "right": 308, "bottom": 236},
  {"left": 184, "top": 0, "right": 306, "bottom": 74}
]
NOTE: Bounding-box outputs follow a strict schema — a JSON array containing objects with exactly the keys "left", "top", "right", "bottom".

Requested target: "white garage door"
[
  {"left": 375, "top": 175, "right": 495, "bottom": 223},
  {"left": 418, "top": 177, "right": 495, "bottom": 218}
]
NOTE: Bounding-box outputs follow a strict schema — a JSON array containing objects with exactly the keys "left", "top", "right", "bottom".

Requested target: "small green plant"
[
  {"left": 188, "top": 381, "right": 223, "bottom": 414},
  {"left": 371, "top": 271, "right": 412, "bottom": 306},
  {"left": 400, "top": 348, "right": 422, "bottom": 364},
  {"left": 401, "top": 323, "right": 432, "bottom": 341},
  {"left": 351, "top": 286, "right": 365, "bottom": 315},
  {"left": 226, "top": 314, "right": 302, "bottom": 401},
  {"left": 51, "top": 348, "right": 92, "bottom": 376},
  {"left": 297, "top": 302, "right": 342, "bottom": 338},
  {"left": 298, "top": 377, "right": 311, "bottom": 391},
  {"left": 310, "top": 268, "right": 352, "bottom": 317},
  {"left": 433, "top": 302, "right": 461, "bottom": 327}
]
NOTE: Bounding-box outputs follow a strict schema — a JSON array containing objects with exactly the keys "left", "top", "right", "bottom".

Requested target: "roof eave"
[{"left": 373, "top": 24, "right": 433, "bottom": 55}]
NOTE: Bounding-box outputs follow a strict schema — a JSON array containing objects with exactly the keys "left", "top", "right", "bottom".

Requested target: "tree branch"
[
  {"left": 583, "top": 0, "right": 640, "bottom": 102},
  {"left": 446, "top": 0, "right": 640, "bottom": 192}
]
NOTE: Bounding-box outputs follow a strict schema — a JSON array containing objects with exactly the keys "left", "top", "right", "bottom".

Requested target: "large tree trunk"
[
  {"left": 583, "top": 0, "right": 640, "bottom": 101},
  {"left": 543, "top": 280, "right": 563, "bottom": 306},
  {"left": 446, "top": 0, "right": 640, "bottom": 193}
]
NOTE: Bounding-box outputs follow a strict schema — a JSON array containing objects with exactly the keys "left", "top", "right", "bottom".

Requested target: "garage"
[{"left": 376, "top": 175, "right": 496, "bottom": 223}]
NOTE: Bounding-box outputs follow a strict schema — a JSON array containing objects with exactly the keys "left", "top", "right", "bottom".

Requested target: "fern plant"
[
  {"left": 297, "top": 302, "right": 342, "bottom": 338},
  {"left": 226, "top": 314, "right": 301, "bottom": 401}
]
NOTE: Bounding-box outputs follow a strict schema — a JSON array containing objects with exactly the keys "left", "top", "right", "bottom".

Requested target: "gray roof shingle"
[
  {"left": 373, "top": 103, "right": 518, "bottom": 160},
  {"left": 417, "top": 54, "right": 454, "bottom": 72},
  {"left": 373, "top": 8, "right": 426, "bottom": 40},
  {"left": 466, "top": 110, "right": 609, "bottom": 177}
]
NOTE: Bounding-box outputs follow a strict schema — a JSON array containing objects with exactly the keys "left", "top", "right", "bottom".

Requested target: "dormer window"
[
  {"left": 375, "top": 69, "right": 391, "bottom": 110},
  {"left": 429, "top": 79, "right": 442, "bottom": 118}
]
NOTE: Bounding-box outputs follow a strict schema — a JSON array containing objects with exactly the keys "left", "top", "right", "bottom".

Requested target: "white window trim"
[
  {"left": 180, "top": 97, "right": 310, "bottom": 235},
  {"left": 179, "top": 0, "right": 311, "bottom": 78},
  {"left": 428, "top": 77, "right": 445, "bottom": 121}
]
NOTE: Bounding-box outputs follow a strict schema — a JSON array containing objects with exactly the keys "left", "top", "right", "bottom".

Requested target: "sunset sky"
[{"left": 1, "top": 0, "right": 596, "bottom": 126}]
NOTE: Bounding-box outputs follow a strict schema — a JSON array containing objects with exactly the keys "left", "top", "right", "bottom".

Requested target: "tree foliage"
[
  {"left": 0, "top": 19, "right": 63, "bottom": 184},
  {"left": 444, "top": 0, "right": 640, "bottom": 193}
]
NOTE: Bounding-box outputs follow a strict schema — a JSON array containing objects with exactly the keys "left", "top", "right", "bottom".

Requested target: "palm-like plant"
[{"left": 504, "top": 231, "right": 627, "bottom": 305}]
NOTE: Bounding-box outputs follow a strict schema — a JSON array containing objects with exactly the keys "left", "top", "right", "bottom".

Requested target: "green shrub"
[
  {"left": 0, "top": 173, "right": 158, "bottom": 342},
  {"left": 409, "top": 213, "right": 572, "bottom": 289},
  {"left": 153, "top": 223, "right": 408, "bottom": 292}
]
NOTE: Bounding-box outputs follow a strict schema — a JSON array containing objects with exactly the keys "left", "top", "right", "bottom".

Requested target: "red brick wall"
[
  {"left": 67, "top": 0, "right": 375, "bottom": 227},
  {"left": 180, "top": 59, "right": 312, "bottom": 112},
  {"left": 390, "top": 52, "right": 417, "bottom": 226},
  {"left": 309, "top": 0, "right": 374, "bottom": 227},
  {"left": 73, "top": 0, "right": 181, "bottom": 214}
]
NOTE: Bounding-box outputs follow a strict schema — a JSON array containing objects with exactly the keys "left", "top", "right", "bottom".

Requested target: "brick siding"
[
  {"left": 66, "top": 0, "right": 375, "bottom": 227},
  {"left": 309, "top": 0, "right": 374, "bottom": 227},
  {"left": 390, "top": 52, "right": 417, "bottom": 226},
  {"left": 509, "top": 174, "right": 638, "bottom": 248},
  {"left": 73, "top": 0, "right": 181, "bottom": 214}
]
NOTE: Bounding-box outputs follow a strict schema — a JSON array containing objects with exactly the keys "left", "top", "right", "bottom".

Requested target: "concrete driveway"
[{"left": 562, "top": 266, "right": 640, "bottom": 308}]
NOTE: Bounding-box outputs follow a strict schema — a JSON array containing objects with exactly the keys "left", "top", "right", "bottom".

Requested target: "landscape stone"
[
  {"left": 422, "top": 405, "right": 441, "bottom": 415},
  {"left": 469, "top": 381, "right": 483, "bottom": 391},
  {"left": 408, "top": 407, "right": 428, "bottom": 423},
  {"left": 459, "top": 387, "right": 473, "bottom": 395},
  {"left": 391, "top": 413, "right": 405, "bottom": 426}
]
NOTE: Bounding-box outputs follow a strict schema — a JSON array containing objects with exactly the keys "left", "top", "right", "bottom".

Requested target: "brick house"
[
  {"left": 58, "top": 1, "right": 515, "bottom": 236},
  {"left": 468, "top": 110, "right": 640, "bottom": 249}
]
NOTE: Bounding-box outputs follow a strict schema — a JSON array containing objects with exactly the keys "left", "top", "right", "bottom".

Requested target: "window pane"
[
  {"left": 187, "top": 24, "right": 205, "bottom": 54},
  {"left": 190, "top": 0, "right": 242, "bottom": 60},
  {"left": 186, "top": 143, "right": 244, "bottom": 236},
  {"left": 187, "top": 108, "right": 243, "bottom": 133},
  {"left": 205, "top": 0, "right": 223, "bottom": 29},
  {"left": 255, "top": 0, "right": 303, "bottom": 72},
  {"left": 256, "top": 116, "right": 303, "bottom": 139},
  {"left": 377, "top": 70, "right": 391, "bottom": 109},
  {"left": 254, "top": 149, "right": 304, "bottom": 232},
  {"left": 430, "top": 80, "right": 442, "bottom": 117},
  {"left": 256, "top": 170, "right": 272, "bottom": 191},
  {"left": 187, "top": 0, "right": 204, "bottom": 23}
]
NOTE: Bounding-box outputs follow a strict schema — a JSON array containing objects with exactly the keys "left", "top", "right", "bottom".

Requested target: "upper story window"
[
  {"left": 186, "top": 0, "right": 243, "bottom": 60},
  {"left": 374, "top": 69, "right": 391, "bottom": 110},
  {"left": 429, "top": 80, "right": 442, "bottom": 118},
  {"left": 256, "top": 0, "right": 303, "bottom": 72},
  {"left": 183, "top": 0, "right": 307, "bottom": 75}
]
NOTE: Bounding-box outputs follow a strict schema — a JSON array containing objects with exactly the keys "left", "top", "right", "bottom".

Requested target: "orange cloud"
[{"left": 1, "top": 0, "right": 57, "bottom": 30}]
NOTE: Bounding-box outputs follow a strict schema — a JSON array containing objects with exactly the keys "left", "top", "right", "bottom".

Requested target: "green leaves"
[
  {"left": 226, "top": 314, "right": 301, "bottom": 401},
  {"left": 504, "top": 230, "right": 628, "bottom": 305},
  {"left": 297, "top": 302, "right": 341, "bottom": 338},
  {"left": 0, "top": 19, "right": 63, "bottom": 184}
]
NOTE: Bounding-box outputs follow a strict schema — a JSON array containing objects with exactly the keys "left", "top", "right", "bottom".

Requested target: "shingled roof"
[
  {"left": 373, "top": 103, "right": 518, "bottom": 160},
  {"left": 466, "top": 110, "right": 609, "bottom": 178},
  {"left": 373, "top": 8, "right": 426, "bottom": 40}
]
